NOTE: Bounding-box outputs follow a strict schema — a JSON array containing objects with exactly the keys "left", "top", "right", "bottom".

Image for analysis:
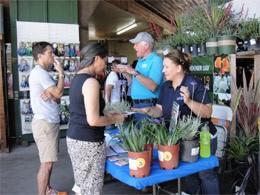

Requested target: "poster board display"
[
  {"left": 16, "top": 21, "right": 79, "bottom": 134},
  {"left": 213, "top": 55, "right": 231, "bottom": 106}
]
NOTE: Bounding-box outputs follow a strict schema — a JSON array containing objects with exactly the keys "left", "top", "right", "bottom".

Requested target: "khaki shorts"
[{"left": 32, "top": 119, "right": 60, "bottom": 163}]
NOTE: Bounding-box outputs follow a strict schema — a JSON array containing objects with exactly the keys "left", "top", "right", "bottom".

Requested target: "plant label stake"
[{"left": 169, "top": 101, "right": 179, "bottom": 132}]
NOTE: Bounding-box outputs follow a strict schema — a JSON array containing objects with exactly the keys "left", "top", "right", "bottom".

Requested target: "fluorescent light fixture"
[{"left": 116, "top": 23, "right": 137, "bottom": 35}]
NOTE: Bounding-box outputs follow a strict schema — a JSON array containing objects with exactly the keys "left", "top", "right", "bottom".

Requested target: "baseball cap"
[{"left": 129, "top": 32, "right": 154, "bottom": 44}]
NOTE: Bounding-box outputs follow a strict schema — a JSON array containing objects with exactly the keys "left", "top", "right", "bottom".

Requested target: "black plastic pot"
[
  {"left": 199, "top": 42, "right": 207, "bottom": 56},
  {"left": 180, "top": 139, "right": 199, "bottom": 163},
  {"left": 183, "top": 45, "right": 190, "bottom": 54},
  {"left": 191, "top": 44, "right": 198, "bottom": 56},
  {"left": 177, "top": 45, "right": 182, "bottom": 51},
  {"left": 254, "top": 37, "right": 260, "bottom": 50}
]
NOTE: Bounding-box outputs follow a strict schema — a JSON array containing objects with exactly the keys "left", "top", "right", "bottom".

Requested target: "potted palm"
[
  {"left": 179, "top": 116, "right": 201, "bottom": 162},
  {"left": 116, "top": 121, "right": 151, "bottom": 178}
]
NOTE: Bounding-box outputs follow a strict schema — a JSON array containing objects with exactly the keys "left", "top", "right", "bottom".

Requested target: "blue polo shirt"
[
  {"left": 131, "top": 52, "right": 163, "bottom": 99},
  {"left": 158, "top": 74, "right": 216, "bottom": 134}
]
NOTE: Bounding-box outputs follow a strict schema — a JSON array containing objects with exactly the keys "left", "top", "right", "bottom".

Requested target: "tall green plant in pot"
[
  {"left": 139, "top": 119, "right": 158, "bottom": 165},
  {"left": 117, "top": 120, "right": 151, "bottom": 178},
  {"left": 227, "top": 71, "right": 260, "bottom": 193},
  {"left": 225, "top": 135, "right": 259, "bottom": 194},
  {"left": 152, "top": 121, "right": 186, "bottom": 169},
  {"left": 191, "top": 1, "right": 237, "bottom": 55},
  {"left": 179, "top": 116, "right": 201, "bottom": 162}
]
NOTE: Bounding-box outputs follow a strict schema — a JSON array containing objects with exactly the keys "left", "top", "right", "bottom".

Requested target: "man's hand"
[
  {"left": 41, "top": 90, "right": 60, "bottom": 103},
  {"left": 113, "top": 64, "right": 136, "bottom": 75},
  {"left": 53, "top": 59, "right": 64, "bottom": 74},
  {"left": 41, "top": 90, "right": 53, "bottom": 101}
]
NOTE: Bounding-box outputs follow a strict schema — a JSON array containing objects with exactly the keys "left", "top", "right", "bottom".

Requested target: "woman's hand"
[
  {"left": 111, "top": 113, "right": 125, "bottom": 124},
  {"left": 131, "top": 107, "right": 149, "bottom": 114},
  {"left": 180, "top": 86, "right": 191, "bottom": 104}
]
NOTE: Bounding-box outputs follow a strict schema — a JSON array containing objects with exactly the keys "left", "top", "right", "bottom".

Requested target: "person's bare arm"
[
  {"left": 132, "top": 104, "right": 163, "bottom": 118},
  {"left": 41, "top": 90, "right": 60, "bottom": 103},
  {"left": 105, "top": 84, "right": 113, "bottom": 103},
  {"left": 83, "top": 78, "right": 124, "bottom": 126},
  {"left": 114, "top": 64, "right": 157, "bottom": 91}
]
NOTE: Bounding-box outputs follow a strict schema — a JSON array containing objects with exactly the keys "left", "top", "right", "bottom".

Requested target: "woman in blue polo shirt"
[{"left": 134, "top": 49, "right": 219, "bottom": 194}]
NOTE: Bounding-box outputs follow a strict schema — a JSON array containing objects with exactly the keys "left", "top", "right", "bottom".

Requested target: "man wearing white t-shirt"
[
  {"left": 105, "top": 60, "right": 121, "bottom": 103},
  {"left": 29, "top": 42, "right": 64, "bottom": 195}
]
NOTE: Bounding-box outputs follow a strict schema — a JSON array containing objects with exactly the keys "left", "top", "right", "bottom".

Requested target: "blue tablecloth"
[{"left": 106, "top": 154, "right": 219, "bottom": 190}]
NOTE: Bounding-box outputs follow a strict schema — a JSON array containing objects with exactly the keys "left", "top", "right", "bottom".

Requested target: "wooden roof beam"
[{"left": 105, "top": 0, "right": 175, "bottom": 33}]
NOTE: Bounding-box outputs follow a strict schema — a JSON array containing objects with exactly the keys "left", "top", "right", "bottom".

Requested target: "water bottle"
[{"left": 200, "top": 124, "right": 211, "bottom": 158}]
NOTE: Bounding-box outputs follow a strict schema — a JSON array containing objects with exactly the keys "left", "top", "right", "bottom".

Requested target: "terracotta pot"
[
  {"left": 128, "top": 150, "right": 151, "bottom": 178},
  {"left": 158, "top": 144, "right": 180, "bottom": 169},
  {"left": 145, "top": 143, "right": 153, "bottom": 165}
]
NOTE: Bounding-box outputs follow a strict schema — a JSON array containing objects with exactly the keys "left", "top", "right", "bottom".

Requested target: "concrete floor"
[{"left": 0, "top": 138, "right": 177, "bottom": 195}]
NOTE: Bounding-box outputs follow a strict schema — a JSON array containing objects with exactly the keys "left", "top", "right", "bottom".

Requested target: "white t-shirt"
[
  {"left": 105, "top": 71, "right": 121, "bottom": 103},
  {"left": 29, "top": 65, "right": 60, "bottom": 123}
]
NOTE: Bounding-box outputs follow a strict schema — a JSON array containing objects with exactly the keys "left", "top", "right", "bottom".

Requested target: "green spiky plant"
[
  {"left": 116, "top": 120, "right": 147, "bottom": 152},
  {"left": 151, "top": 121, "right": 187, "bottom": 146},
  {"left": 190, "top": 0, "right": 240, "bottom": 38},
  {"left": 237, "top": 17, "right": 260, "bottom": 40},
  {"left": 104, "top": 101, "right": 131, "bottom": 114},
  {"left": 226, "top": 135, "right": 259, "bottom": 162},
  {"left": 177, "top": 116, "right": 201, "bottom": 141}
]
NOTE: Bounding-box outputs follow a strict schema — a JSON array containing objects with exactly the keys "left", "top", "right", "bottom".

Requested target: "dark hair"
[
  {"left": 79, "top": 43, "right": 108, "bottom": 70},
  {"left": 32, "top": 42, "right": 53, "bottom": 61},
  {"left": 164, "top": 49, "right": 192, "bottom": 73},
  {"left": 112, "top": 59, "right": 120, "bottom": 64}
]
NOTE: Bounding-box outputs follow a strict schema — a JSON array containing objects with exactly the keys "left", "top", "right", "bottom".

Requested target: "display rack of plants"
[{"left": 117, "top": 121, "right": 151, "bottom": 178}]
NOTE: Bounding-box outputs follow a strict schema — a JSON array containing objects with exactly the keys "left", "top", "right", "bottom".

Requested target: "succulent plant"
[{"left": 176, "top": 116, "right": 201, "bottom": 141}]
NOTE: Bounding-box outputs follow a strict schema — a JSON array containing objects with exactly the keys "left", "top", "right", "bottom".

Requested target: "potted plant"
[
  {"left": 179, "top": 116, "right": 201, "bottom": 162},
  {"left": 248, "top": 17, "right": 260, "bottom": 50},
  {"left": 138, "top": 119, "right": 157, "bottom": 165},
  {"left": 116, "top": 120, "right": 151, "bottom": 178},
  {"left": 190, "top": 1, "right": 240, "bottom": 55},
  {"left": 225, "top": 135, "right": 259, "bottom": 194},
  {"left": 152, "top": 120, "right": 187, "bottom": 170},
  {"left": 226, "top": 71, "right": 260, "bottom": 193}
]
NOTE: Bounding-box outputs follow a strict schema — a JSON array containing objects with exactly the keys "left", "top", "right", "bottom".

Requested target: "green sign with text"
[{"left": 190, "top": 56, "right": 214, "bottom": 74}]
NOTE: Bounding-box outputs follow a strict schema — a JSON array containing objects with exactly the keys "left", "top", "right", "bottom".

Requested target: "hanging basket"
[
  {"left": 128, "top": 150, "right": 151, "bottom": 178},
  {"left": 158, "top": 144, "right": 180, "bottom": 170}
]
